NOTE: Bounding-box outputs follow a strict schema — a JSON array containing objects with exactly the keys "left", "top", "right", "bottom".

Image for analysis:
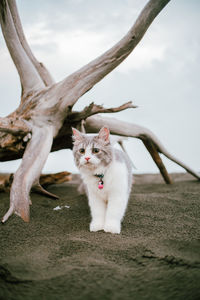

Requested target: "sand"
[{"left": 0, "top": 173, "right": 200, "bottom": 300}]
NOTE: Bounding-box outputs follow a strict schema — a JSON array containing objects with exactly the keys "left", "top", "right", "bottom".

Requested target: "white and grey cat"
[{"left": 72, "top": 126, "right": 132, "bottom": 234}]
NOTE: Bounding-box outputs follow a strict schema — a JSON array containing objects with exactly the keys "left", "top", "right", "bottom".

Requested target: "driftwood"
[
  {"left": 0, "top": 172, "right": 72, "bottom": 197},
  {"left": 0, "top": 173, "right": 13, "bottom": 193},
  {"left": 0, "top": 0, "right": 199, "bottom": 223}
]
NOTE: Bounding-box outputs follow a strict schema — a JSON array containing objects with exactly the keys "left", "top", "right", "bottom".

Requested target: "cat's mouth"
[
  {"left": 84, "top": 161, "right": 93, "bottom": 166},
  {"left": 82, "top": 160, "right": 96, "bottom": 169}
]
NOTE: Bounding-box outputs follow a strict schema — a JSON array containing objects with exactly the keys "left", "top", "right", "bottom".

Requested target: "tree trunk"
[{"left": 0, "top": 0, "right": 199, "bottom": 223}]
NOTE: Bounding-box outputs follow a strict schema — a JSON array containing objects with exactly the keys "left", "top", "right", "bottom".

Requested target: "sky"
[{"left": 0, "top": 0, "right": 199, "bottom": 176}]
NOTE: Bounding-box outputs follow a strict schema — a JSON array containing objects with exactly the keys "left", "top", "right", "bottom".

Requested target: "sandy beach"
[{"left": 0, "top": 173, "right": 200, "bottom": 300}]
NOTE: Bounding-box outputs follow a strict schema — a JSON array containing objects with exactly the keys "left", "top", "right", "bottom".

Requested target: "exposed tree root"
[
  {"left": 141, "top": 136, "right": 172, "bottom": 184},
  {"left": 32, "top": 184, "right": 59, "bottom": 200},
  {"left": 2, "top": 126, "right": 54, "bottom": 223}
]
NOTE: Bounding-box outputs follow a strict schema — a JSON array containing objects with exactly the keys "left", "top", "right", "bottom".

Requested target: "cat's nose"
[{"left": 85, "top": 157, "right": 90, "bottom": 161}]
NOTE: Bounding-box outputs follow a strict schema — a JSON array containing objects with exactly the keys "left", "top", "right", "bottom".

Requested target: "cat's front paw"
[
  {"left": 90, "top": 220, "right": 104, "bottom": 232},
  {"left": 104, "top": 221, "right": 121, "bottom": 234}
]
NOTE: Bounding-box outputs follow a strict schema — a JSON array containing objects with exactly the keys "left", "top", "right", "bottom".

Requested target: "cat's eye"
[
  {"left": 79, "top": 148, "right": 85, "bottom": 154},
  {"left": 92, "top": 148, "right": 100, "bottom": 154}
]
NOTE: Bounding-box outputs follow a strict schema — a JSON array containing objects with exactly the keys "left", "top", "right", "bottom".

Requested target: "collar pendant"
[
  {"left": 94, "top": 173, "right": 104, "bottom": 190},
  {"left": 98, "top": 179, "right": 104, "bottom": 190}
]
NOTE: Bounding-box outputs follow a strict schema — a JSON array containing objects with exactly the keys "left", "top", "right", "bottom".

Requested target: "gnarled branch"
[
  {"left": 56, "top": 0, "right": 170, "bottom": 109},
  {"left": 68, "top": 101, "right": 137, "bottom": 122},
  {"left": 85, "top": 115, "right": 200, "bottom": 182},
  {"left": 0, "top": 117, "right": 31, "bottom": 135},
  {"left": 141, "top": 136, "right": 172, "bottom": 184},
  {"left": 0, "top": 172, "right": 72, "bottom": 198},
  {"left": 2, "top": 126, "right": 54, "bottom": 223},
  {"left": 0, "top": 0, "right": 45, "bottom": 97},
  {"left": 8, "top": 0, "right": 54, "bottom": 88}
]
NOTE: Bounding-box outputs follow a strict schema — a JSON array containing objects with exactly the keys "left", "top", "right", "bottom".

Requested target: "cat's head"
[{"left": 72, "top": 127, "right": 113, "bottom": 170}]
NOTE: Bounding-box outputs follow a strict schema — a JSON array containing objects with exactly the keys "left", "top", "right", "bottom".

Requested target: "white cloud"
[
  {"left": 26, "top": 21, "right": 53, "bottom": 47},
  {"left": 24, "top": 17, "right": 168, "bottom": 81},
  {"left": 24, "top": 21, "right": 115, "bottom": 80},
  {"left": 118, "top": 42, "right": 167, "bottom": 73}
]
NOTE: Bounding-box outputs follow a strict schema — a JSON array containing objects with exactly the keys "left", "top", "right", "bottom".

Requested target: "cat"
[{"left": 72, "top": 126, "right": 132, "bottom": 234}]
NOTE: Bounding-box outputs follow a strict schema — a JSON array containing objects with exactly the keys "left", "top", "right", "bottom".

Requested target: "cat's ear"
[
  {"left": 72, "top": 128, "right": 83, "bottom": 142},
  {"left": 98, "top": 127, "right": 110, "bottom": 143}
]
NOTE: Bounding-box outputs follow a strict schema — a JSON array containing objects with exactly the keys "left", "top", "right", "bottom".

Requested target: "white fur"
[{"left": 80, "top": 151, "right": 129, "bottom": 234}]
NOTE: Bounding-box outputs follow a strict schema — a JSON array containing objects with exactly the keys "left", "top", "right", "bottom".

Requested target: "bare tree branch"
[
  {"left": 0, "top": 0, "right": 45, "bottom": 97},
  {"left": 0, "top": 172, "right": 71, "bottom": 197},
  {"left": 85, "top": 115, "right": 200, "bottom": 181},
  {"left": 141, "top": 136, "right": 172, "bottom": 184},
  {"left": 0, "top": 173, "right": 13, "bottom": 192},
  {"left": 8, "top": 0, "right": 54, "bottom": 87},
  {"left": 68, "top": 101, "right": 137, "bottom": 122},
  {"left": 56, "top": 0, "right": 170, "bottom": 109},
  {"left": 0, "top": 117, "right": 31, "bottom": 135},
  {"left": 2, "top": 126, "right": 54, "bottom": 223},
  {"left": 32, "top": 184, "right": 59, "bottom": 200}
]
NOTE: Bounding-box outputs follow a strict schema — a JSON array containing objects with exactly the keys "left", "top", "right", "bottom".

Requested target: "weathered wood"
[
  {"left": 7, "top": 0, "right": 54, "bottom": 88},
  {"left": 0, "top": 171, "right": 72, "bottom": 193},
  {"left": 85, "top": 115, "right": 200, "bottom": 181},
  {"left": 0, "top": 0, "right": 45, "bottom": 97},
  {"left": 0, "top": 173, "right": 13, "bottom": 192},
  {"left": 2, "top": 126, "right": 54, "bottom": 223},
  {"left": 53, "top": 0, "right": 171, "bottom": 109},
  {"left": 141, "top": 136, "right": 172, "bottom": 184},
  {"left": 68, "top": 101, "right": 137, "bottom": 123}
]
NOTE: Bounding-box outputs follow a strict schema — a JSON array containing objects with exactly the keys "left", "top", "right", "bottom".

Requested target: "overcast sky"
[{"left": 0, "top": 0, "right": 199, "bottom": 176}]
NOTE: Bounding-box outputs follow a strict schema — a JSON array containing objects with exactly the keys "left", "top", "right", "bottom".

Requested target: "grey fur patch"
[{"left": 73, "top": 134, "right": 113, "bottom": 169}]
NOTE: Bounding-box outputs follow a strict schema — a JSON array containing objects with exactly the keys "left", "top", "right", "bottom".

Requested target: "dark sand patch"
[{"left": 0, "top": 173, "right": 200, "bottom": 300}]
